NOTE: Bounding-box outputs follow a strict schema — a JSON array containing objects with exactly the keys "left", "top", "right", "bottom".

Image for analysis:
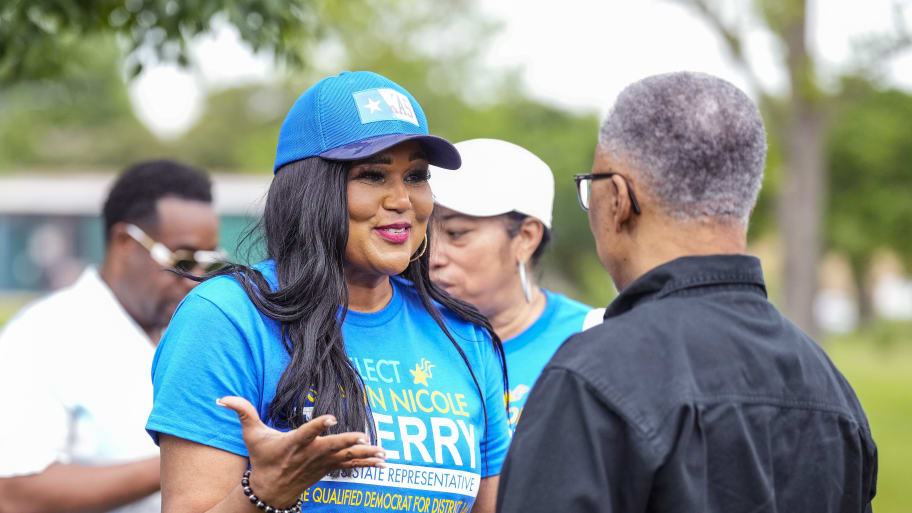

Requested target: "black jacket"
[{"left": 497, "top": 255, "right": 877, "bottom": 513}]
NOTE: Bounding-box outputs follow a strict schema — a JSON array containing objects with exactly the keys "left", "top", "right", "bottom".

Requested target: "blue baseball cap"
[{"left": 273, "top": 71, "right": 461, "bottom": 173}]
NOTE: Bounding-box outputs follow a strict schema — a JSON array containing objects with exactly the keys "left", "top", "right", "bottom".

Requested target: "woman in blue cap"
[{"left": 146, "top": 72, "right": 510, "bottom": 513}]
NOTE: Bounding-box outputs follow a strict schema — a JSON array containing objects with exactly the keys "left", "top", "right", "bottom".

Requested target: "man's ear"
[
  {"left": 610, "top": 174, "right": 634, "bottom": 233},
  {"left": 515, "top": 217, "right": 544, "bottom": 263},
  {"left": 103, "top": 223, "right": 132, "bottom": 279},
  {"left": 106, "top": 222, "right": 137, "bottom": 258}
]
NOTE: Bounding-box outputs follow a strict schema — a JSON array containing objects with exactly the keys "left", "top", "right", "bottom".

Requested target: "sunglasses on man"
[{"left": 125, "top": 223, "right": 227, "bottom": 273}]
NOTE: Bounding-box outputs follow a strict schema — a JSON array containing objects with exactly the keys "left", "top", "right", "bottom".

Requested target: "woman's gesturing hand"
[{"left": 217, "top": 396, "right": 385, "bottom": 508}]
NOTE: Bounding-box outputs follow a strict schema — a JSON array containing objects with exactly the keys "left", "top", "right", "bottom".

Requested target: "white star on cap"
[{"left": 363, "top": 98, "right": 382, "bottom": 114}]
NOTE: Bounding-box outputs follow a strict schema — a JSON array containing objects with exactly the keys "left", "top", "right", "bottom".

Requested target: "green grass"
[
  {"left": 0, "top": 294, "right": 35, "bottom": 328},
  {"left": 825, "top": 321, "right": 912, "bottom": 513}
]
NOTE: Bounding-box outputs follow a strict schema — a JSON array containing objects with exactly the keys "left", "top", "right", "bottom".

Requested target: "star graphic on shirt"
[
  {"left": 363, "top": 98, "right": 382, "bottom": 114},
  {"left": 410, "top": 358, "right": 435, "bottom": 386},
  {"left": 508, "top": 384, "right": 531, "bottom": 403}
]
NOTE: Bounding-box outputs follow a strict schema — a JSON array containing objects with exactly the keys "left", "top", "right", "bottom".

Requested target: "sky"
[{"left": 129, "top": 0, "right": 912, "bottom": 138}]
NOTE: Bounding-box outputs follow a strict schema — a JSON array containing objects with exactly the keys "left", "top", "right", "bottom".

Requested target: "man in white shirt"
[{"left": 0, "top": 160, "right": 222, "bottom": 513}]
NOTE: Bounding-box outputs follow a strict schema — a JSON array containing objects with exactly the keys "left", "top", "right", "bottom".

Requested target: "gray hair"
[{"left": 598, "top": 72, "right": 767, "bottom": 222}]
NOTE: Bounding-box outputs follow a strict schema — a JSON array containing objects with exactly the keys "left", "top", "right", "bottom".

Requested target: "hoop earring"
[
  {"left": 518, "top": 261, "right": 532, "bottom": 303},
  {"left": 409, "top": 236, "right": 428, "bottom": 263}
]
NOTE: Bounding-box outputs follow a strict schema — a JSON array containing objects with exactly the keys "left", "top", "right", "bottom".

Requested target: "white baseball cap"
[{"left": 429, "top": 138, "right": 554, "bottom": 228}]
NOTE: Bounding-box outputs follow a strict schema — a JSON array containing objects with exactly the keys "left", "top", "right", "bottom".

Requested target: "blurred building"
[{"left": 0, "top": 173, "right": 271, "bottom": 292}]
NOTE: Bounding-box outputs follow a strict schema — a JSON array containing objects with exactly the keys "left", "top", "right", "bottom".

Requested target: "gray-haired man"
[{"left": 497, "top": 72, "right": 877, "bottom": 512}]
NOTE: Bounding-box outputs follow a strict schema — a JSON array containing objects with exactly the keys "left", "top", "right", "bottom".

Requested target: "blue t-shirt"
[
  {"left": 146, "top": 261, "right": 510, "bottom": 512},
  {"left": 503, "top": 290, "right": 595, "bottom": 430}
]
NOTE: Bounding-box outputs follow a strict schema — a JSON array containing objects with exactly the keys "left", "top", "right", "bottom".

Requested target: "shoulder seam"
[
  {"left": 542, "top": 365, "right": 663, "bottom": 460},
  {"left": 692, "top": 393, "right": 868, "bottom": 425}
]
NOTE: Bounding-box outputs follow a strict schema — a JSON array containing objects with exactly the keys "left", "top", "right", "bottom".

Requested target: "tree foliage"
[
  {"left": 0, "top": 0, "right": 333, "bottom": 82},
  {"left": 826, "top": 78, "right": 912, "bottom": 319},
  {"left": 0, "top": 35, "right": 166, "bottom": 169}
]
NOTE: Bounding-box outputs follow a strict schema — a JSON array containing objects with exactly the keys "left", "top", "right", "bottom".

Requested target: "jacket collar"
[{"left": 604, "top": 254, "right": 767, "bottom": 320}]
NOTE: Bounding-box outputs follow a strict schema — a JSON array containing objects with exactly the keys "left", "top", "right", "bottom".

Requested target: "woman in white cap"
[
  {"left": 146, "top": 73, "right": 509, "bottom": 513},
  {"left": 429, "top": 138, "right": 604, "bottom": 431}
]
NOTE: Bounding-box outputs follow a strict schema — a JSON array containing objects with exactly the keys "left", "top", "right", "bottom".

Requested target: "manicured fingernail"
[
  {"left": 357, "top": 438, "right": 367, "bottom": 445},
  {"left": 376, "top": 451, "right": 386, "bottom": 459},
  {"left": 215, "top": 398, "right": 224, "bottom": 406},
  {"left": 325, "top": 416, "right": 337, "bottom": 427},
  {"left": 377, "top": 462, "right": 388, "bottom": 468}
]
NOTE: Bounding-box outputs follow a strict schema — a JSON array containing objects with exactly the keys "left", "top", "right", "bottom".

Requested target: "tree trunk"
[
  {"left": 849, "top": 254, "right": 875, "bottom": 327},
  {"left": 776, "top": 0, "right": 824, "bottom": 339},
  {"left": 778, "top": 106, "right": 825, "bottom": 339}
]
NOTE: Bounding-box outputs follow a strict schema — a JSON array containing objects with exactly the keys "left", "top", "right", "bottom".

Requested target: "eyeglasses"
[
  {"left": 125, "top": 223, "right": 227, "bottom": 273},
  {"left": 573, "top": 172, "right": 642, "bottom": 214}
]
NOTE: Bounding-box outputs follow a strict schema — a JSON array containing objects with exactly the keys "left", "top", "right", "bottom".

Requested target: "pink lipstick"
[{"left": 374, "top": 222, "right": 411, "bottom": 244}]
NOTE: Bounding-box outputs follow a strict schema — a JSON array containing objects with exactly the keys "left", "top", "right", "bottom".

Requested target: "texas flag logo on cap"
[{"left": 353, "top": 88, "right": 420, "bottom": 126}]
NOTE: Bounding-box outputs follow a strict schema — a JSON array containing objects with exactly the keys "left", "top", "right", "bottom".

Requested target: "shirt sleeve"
[
  {"left": 478, "top": 330, "right": 511, "bottom": 478},
  {"left": 496, "top": 367, "right": 656, "bottom": 513},
  {"left": 0, "top": 314, "right": 71, "bottom": 476},
  {"left": 146, "top": 294, "right": 262, "bottom": 457}
]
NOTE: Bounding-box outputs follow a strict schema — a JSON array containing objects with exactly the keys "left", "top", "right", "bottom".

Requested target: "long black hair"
[{"left": 207, "top": 157, "right": 508, "bottom": 454}]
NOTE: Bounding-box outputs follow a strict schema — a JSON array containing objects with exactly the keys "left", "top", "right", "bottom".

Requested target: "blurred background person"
[
  {"left": 0, "top": 160, "right": 221, "bottom": 513},
  {"left": 430, "top": 138, "right": 604, "bottom": 430}
]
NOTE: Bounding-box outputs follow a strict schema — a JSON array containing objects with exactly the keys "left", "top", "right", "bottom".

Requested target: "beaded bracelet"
[{"left": 241, "top": 469, "right": 304, "bottom": 513}]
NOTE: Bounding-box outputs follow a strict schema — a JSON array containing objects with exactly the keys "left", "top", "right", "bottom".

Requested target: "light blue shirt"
[
  {"left": 147, "top": 261, "right": 510, "bottom": 511},
  {"left": 503, "top": 290, "right": 597, "bottom": 430}
]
